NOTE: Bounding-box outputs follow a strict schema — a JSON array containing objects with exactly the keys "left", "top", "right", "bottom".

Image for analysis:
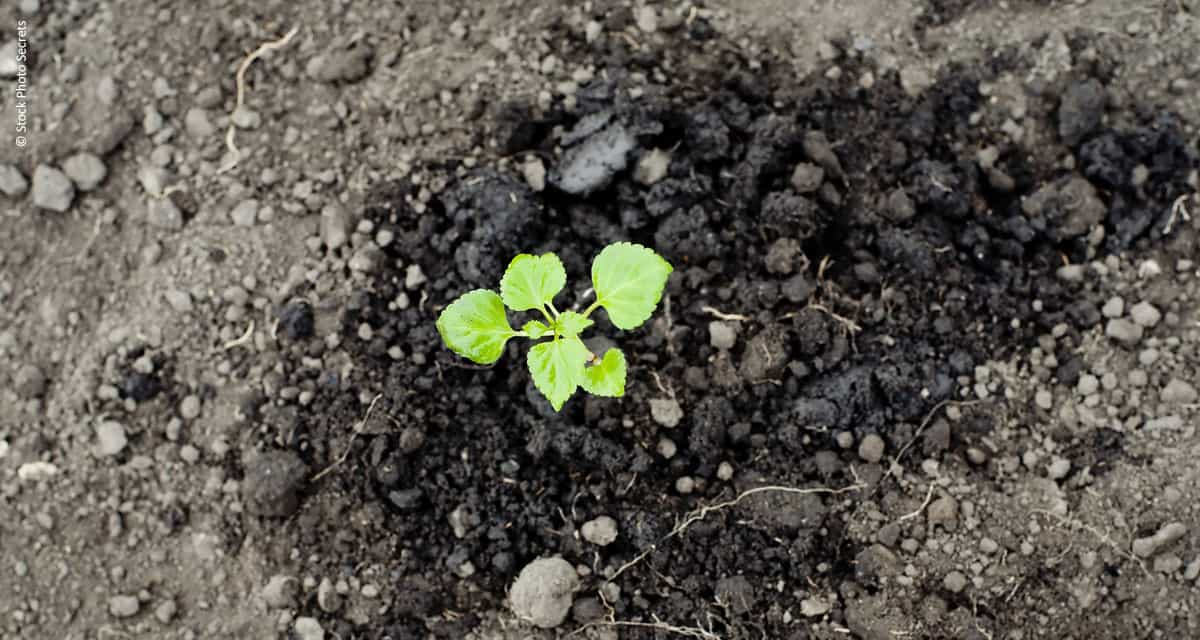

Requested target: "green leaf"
[
  {"left": 553, "top": 311, "right": 594, "bottom": 337},
  {"left": 527, "top": 337, "right": 590, "bottom": 411},
  {"left": 522, "top": 320, "right": 552, "bottom": 340},
  {"left": 591, "top": 242, "right": 673, "bottom": 330},
  {"left": 435, "top": 290, "right": 515, "bottom": 364},
  {"left": 581, "top": 348, "right": 626, "bottom": 398},
  {"left": 500, "top": 253, "right": 567, "bottom": 312}
]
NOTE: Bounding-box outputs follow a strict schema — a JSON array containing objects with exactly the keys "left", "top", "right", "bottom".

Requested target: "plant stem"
[
  {"left": 581, "top": 300, "right": 601, "bottom": 318},
  {"left": 538, "top": 305, "right": 555, "bottom": 325},
  {"left": 547, "top": 302, "right": 560, "bottom": 317}
]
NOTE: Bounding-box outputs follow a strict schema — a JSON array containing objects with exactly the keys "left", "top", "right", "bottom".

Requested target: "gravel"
[
  {"left": 649, "top": 397, "right": 683, "bottom": 428},
  {"left": 1105, "top": 318, "right": 1144, "bottom": 347},
  {"left": 164, "top": 289, "right": 193, "bottom": 313},
  {"left": 31, "top": 165, "right": 76, "bottom": 212},
  {"left": 262, "top": 575, "right": 300, "bottom": 609},
  {"left": 320, "top": 204, "right": 350, "bottom": 250},
  {"left": 1100, "top": 296, "right": 1124, "bottom": 319},
  {"left": 0, "top": 163, "right": 28, "bottom": 196},
  {"left": 858, "top": 433, "right": 885, "bottom": 463},
  {"left": 95, "top": 421, "right": 128, "bottom": 456},
  {"left": 708, "top": 321, "right": 737, "bottom": 349},
  {"left": 108, "top": 595, "right": 140, "bottom": 618},
  {"left": 306, "top": 46, "right": 374, "bottom": 83},
  {"left": 942, "top": 570, "right": 969, "bottom": 593},
  {"left": 147, "top": 197, "right": 184, "bottom": 230},
  {"left": 62, "top": 152, "right": 107, "bottom": 191},
  {"left": 293, "top": 617, "right": 325, "bottom": 640},
  {"left": 180, "top": 394, "right": 201, "bottom": 420},
  {"left": 184, "top": 108, "right": 216, "bottom": 139},
  {"left": 580, "top": 516, "right": 618, "bottom": 546},
  {"left": 1132, "top": 522, "right": 1188, "bottom": 558},
  {"left": 633, "top": 148, "right": 670, "bottom": 185},
  {"left": 1160, "top": 378, "right": 1198, "bottom": 405},
  {"left": 230, "top": 199, "right": 259, "bottom": 227},
  {"left": 1129, "top": 301, "right": 1162, "bottom": 328},
  {"left": 509, "top": 557, "right": 579, "bottom": 629},
  {"left": 790, "top": 162, "right": 825, "bottom": 193},
  {"left": 14, "top": 363, "right": 46, "bottom": 398}
]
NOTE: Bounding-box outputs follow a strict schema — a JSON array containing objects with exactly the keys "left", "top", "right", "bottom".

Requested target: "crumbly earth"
[{"left": 1, "top": 2, "right": 1199, "bottom": 640}]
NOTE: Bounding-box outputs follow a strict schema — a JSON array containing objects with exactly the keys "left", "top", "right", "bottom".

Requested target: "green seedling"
[{"left": 436, "top": 242, "right": 673, "bottom": 411}]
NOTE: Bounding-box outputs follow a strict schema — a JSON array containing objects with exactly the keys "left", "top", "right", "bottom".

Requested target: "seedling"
[{"left": 436, "top": 242, "right": 673, "bottom": 411}]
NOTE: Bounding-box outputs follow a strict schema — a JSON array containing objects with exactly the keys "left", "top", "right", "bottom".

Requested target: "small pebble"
[
  {"left": 61, "top": 153, "right": 108, "bottom": 191},
  {"left": 109, "top": 595, "right": 140, "bottom": 618},
  {"left": 581, "top": 516, "right": 619, "bottom": 546},
  {"left": 858, "top": 433, "right": 885, "bottom": 463},
  {"left": 32, "top": 165, "right": 76, "bottom": 212},
  {"left": 708, "top": 321, "right": 737, "bottom": 350},
  {"left": 1129, "top": 301, "right": 1162, "bottom": 328},
  {"left": 649, "top": 398, "right": 683, "bottom": 428},
  {"left": 229, "top": 199, "right": 259, "bottom": 227}
]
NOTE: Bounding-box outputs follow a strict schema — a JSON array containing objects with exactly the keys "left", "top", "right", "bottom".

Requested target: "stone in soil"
[
  {"left": 1105, "top": 318, "right": 1144, "bottom": 347},
  {"left": 293, "top": 617, "right": 325, "bottom": 640},
  {"left": 95, "top": 421, "right": 128, "bottom": 457},
  {"left": 0, "top": 163, "right": 28, "bottom": 197},
  {"left": 14, "top": 363, "right": 47, "bottom": 398},
  {"left": 581, "top": 516, "right": 618, "bottom": 546},
  {"left": 649, "top": 397, "right": 683, "bottom": 428},
  {"left": 229, "top": 199, "right": 259, "bottom": 226},
  {"left": 708, "top": 321, "right": 737, "bottom": 350},
  {"left": 108, "top": 595, "right": 139, "bottom": 618},
  {"left": 306, "top": 45, "right": 374, "bottom": 83},
  {"left": 262, "top": 575, "right": 300, "bottom": 609},
  {"left": 509, "top": 556, "right": 579, "bottom": 629},
  {"left": 146, "top": 197, "right": 184, "bottom": 230},
  {"left": 31, "top": 165, "right": 76, "bottom": 212},
  {"left": 242, "top": 450, "right": 310, "bottom": 517},
  {"left": 1160, "top": 379, "right": 1198, "bottom": 405},
  {"left": 1129, "top": 301, "right": 1162, "bottom": 328},
  {"left": 62, "top": 152, "right": 108, "bottom": 191},
  {"left": 552, "top": 122, "right": 636, "bottom": 195}
]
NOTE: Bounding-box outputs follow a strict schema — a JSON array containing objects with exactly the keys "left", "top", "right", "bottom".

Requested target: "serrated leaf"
[
  {"left": 435, "top": 290, "right": 515, "bottom": 365},
  {"left": 581, "top": 348, "right": 626, "bottom": 398},
  {"left": 527, "top": 337, "right": 590, "bottom": 411},
  {"left": 500, "top": 253, "right": 567, "bottom": 312},
  {"left": 554, "top": 311, "right": 594, "bottom": 337},
  {"left": 591, "top": 242, "right": 673, "bottom": 330},
  {"left": 522, "top": 320, "right": 552, "bottom": 340}
]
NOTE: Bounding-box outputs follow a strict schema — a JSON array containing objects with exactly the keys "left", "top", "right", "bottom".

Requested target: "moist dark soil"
[{"left": 244, "top": 19, "right": 1197, "bottom": 640}]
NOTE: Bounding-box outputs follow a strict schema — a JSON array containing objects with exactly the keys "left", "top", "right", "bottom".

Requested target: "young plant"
[{"left": 436, "top": 242, "right": 673, "bottom": 411}]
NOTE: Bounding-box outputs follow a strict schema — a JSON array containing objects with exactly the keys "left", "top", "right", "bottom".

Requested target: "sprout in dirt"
[{"left": 435, "top": 242, "right": 673, "bottom": 411}]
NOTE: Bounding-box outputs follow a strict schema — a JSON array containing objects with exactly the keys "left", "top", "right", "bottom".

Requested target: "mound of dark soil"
[{"left": 247, "top": 23, "right": 1196, "bottom": 640}]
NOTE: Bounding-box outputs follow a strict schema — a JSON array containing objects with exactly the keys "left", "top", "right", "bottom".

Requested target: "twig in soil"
[
  {"left": 570, "top": 591, "right": 723, "bottom": 640},
  {"left": 311, "top": 393, "right": 382, "bottom": 482},
  {"left": 1031, "top": 508, "right": 1149, "bottom": 577},
  {"left": 609, "top": 482, "right": 864, "bottom": 581},
  {"left": 701, "top": 306, "right": 750, "bottom": 322},
  {"left": 896, "top": 483, "right": 936, "bottom": 523},
  {"left": 806, "top": 303, "right": 862, "bottom": 335},
  {"left": 880, "top": 399, "right": 980, "bottom": 487},
  {"left": 218, "top": 25, "right": 301, "bottom": 174},
  {"left": 221, "top": 320, "right": 256, "bottom": 351},
  {"left": 651, "top": 371, "right": 676, "bottom": 399},
  {"left": 1163, "top": 193, "right": 1192, "bottom": 235}
]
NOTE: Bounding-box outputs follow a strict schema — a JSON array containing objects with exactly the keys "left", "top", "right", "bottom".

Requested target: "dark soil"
[{"left": 245, "top": 20, "right": 1197, "bottom": 640}]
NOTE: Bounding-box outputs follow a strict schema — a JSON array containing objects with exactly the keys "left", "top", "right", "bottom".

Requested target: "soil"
[{"left": 2, "top": 2, "right": 1200, "bottom": 640}]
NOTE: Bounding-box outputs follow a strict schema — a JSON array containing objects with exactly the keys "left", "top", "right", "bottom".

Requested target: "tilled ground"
[{"left": 2, "top": 2, "right": 1199, "bottom": 640}]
